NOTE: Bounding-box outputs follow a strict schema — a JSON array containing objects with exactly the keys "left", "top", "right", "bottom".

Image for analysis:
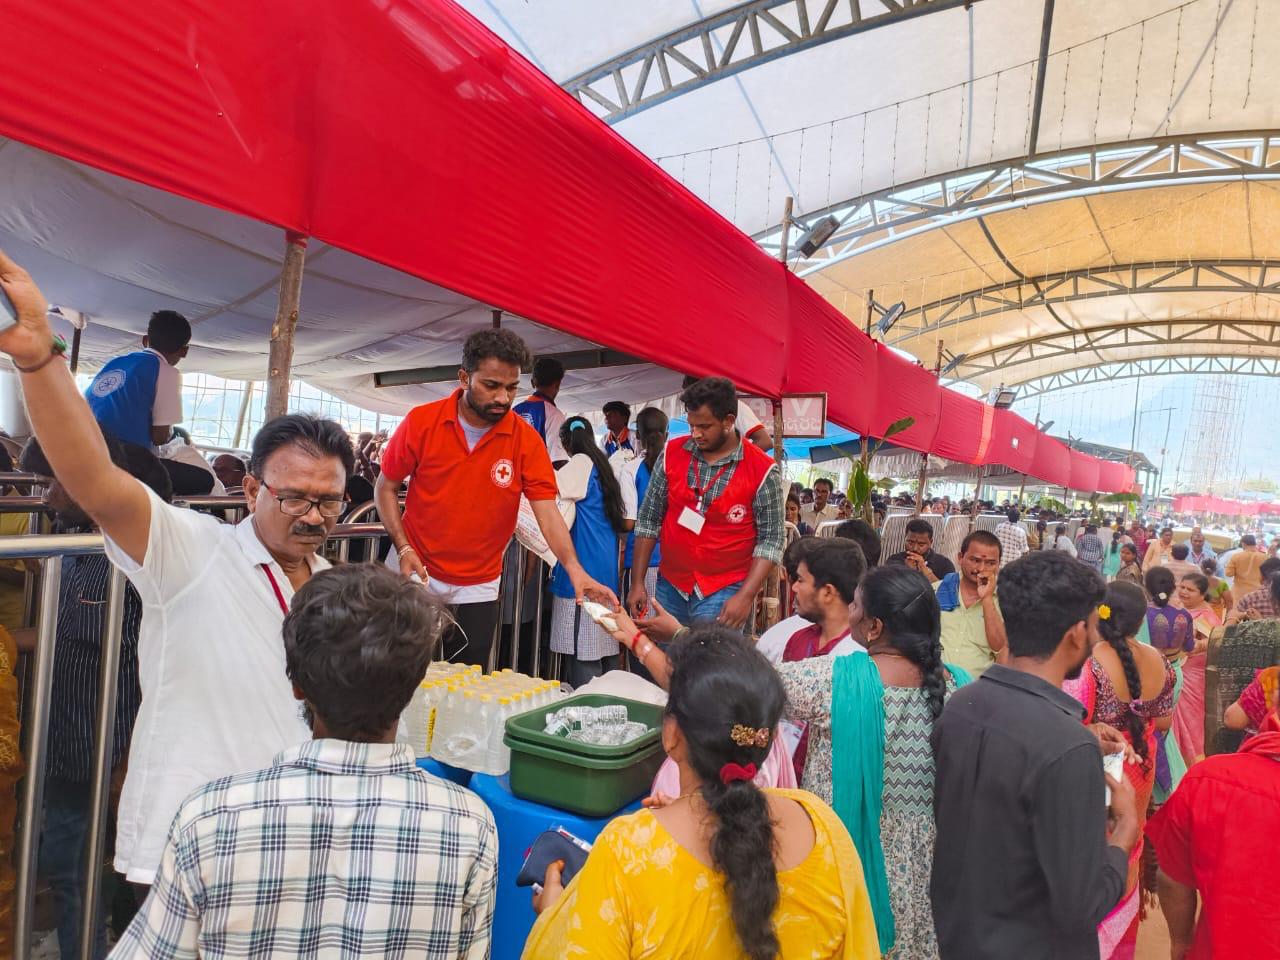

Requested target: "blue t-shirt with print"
[{"left": 85, "top": 350, "right": 163, "bottom": 448}]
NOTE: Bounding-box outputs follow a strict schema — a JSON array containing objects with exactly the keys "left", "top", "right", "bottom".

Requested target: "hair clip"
[
  {"left": 568, "top": 418, "right": 590, "bottom": 432},
  {"left": 730, "top": 724, "right": 770, "bottom": 748},
  {"left": 1097, "top": 604, "right": 1111, "bottom": 621}
]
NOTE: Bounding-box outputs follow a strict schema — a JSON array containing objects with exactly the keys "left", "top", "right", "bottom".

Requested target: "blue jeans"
[
  {"left": 41, "top": 777, "right": 108, "bottom": 960},
  {"left": 655, "top": 576, "right": 744, "bottom": 627}
]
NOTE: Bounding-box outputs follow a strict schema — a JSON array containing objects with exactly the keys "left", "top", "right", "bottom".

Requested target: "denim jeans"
[
  {"left": 41, "top": 777, "right": 107, "bottom": 960},
  {"left": 655, "top": 577, "right": 744, "bottom": 627}
]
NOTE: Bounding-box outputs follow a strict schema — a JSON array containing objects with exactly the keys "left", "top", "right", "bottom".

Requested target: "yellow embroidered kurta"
[{"left": 522, "top": 788, "right": 878, "bottom": 959}]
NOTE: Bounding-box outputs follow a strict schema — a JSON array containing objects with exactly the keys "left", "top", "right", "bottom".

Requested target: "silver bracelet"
[{"left": 397, "top": 544, "right": 417, "bottom": 558}]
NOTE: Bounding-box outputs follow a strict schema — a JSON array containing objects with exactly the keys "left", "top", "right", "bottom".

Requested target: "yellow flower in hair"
[{"left": 1097, "top": 604, "right": 1112, "bottom": 621}]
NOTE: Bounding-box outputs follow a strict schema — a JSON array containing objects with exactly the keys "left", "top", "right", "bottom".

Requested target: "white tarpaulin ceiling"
[
  {"left": 8, "top": 0, "right": 1280, "bottom": 414},
  {"left": 460, "top": 0, "right": 1280, "bottom": 393}
]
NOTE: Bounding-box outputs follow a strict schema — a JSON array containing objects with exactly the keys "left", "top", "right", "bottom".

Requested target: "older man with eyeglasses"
[{"left": 0, "top": 248, "right": 356, "bottom": 892}]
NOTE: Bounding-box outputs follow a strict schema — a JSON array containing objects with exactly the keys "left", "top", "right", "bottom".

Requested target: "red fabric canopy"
[
  {"left": 1171, "top": 495, "right": 1272, "bottom": 516},
  {"left": 0, "top": 0, "right": 1133, "bottom": 492}
]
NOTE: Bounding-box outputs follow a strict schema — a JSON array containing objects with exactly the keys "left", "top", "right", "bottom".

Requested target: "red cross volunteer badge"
[
  {"left": 727, "top": 504, "right": 749, "bottom": 524},
  {"left": 491, "top": 458, "right": 514, "bottom": 488}
]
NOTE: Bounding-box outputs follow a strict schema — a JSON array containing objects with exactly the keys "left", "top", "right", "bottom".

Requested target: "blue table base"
[{"left": 455, "top": 769, "right": 642, "bottom": 960}]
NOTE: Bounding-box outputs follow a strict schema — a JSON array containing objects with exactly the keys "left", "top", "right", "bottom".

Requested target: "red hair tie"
[{"left": 719, "top": 761, "right": 757, "bottom": 785}]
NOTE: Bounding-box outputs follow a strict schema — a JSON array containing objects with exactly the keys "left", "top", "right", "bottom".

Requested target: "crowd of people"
[{"left": 0, "top": 246, "right": 1275, "bottom": 959}]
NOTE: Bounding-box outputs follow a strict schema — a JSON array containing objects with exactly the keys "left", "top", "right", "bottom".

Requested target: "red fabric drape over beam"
[{"left": 0, "top": 0, "right": 1131, "bottom": 492}]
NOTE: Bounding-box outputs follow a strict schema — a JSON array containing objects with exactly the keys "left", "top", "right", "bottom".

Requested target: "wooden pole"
[
  {"left": 779, "top": 197, "right": 793, "bottom": 266},
  {"left": 265, "top": 231, "right": 308, "bottom": 421},
  {"left": 492, "top": 309, "right": 502, "bottom": 328},
  {"left": 914, "top": 341, "right": 944, "bottom": 515},
  {"left": 761, "top": 200, "right": 794, "bottom": 632}
]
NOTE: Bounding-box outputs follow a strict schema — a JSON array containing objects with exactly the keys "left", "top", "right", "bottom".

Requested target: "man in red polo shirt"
[
  {"left": 629, "top": 376, "right": 784, "bottom": 629},
  {"left": 1145, "top": 726, "right": 1280, "bottom": 958},
  {"left": 375, "top": 329, "right": 616, "bottom": 666}
]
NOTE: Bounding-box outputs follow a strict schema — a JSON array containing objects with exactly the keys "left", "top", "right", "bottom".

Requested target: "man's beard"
[
  {"left": 798, "top": 602, "right": 822, "bottom": 625},
  {"left": 466, "top": 389, "right": 509, "bottom": 424}
]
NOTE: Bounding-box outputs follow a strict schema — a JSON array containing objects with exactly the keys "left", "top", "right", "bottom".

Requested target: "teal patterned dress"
[{"left": 779, "top": 658, "right": 954, "bottom": 960}]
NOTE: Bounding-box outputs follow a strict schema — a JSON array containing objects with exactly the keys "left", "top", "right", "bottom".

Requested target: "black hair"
[
  {"left": 602, "top": 400, "right": 631, "bottom": 421},
  {"left": 1085, "top": 524, "right": 1098, "bottom": 535},
  {"left": 1110, "top": 531, "right": 1121, "bottom": 555},
  {"left": 1170, "top": 543, "right": 1189, "bottom": 561},
  {"left": 813, "top": 477, "right": 834, "bottom": 493},
  {"left": 635, "top": 406, "right": 669, "bottom": 471},
  {"left": 1054, "top": 523, "right": 1067, "bottom": 536},
  {"left": 1006, "top": 508, "right": 1020, "bottom": 523},
  {"left": 785, "top": 493, "right": 801, "bottom": 510},
  {"left": 1199, "top": 557, "right": 1218, "bottom": 578},
  {"left": 782, "top": 535, "right": 819, "bottom": 582},
  {"left": 1160, "top": 526, "right": 1174, "bottom": 537},
  {"left": 147, "top": 309, "right": 191, "bottom": 355},
  {"left": 860, "top": 565, "right": 947, "bottom": 726},
  {"left": 249, "top": 414, "right": 355, "bottom": 479},
  {"left": 1145, "top": 566, "right": 1176, "bottom": 607},
  {"left": 22, "top": 433, "right": 173, "bottom": 528},
  {"left": 1242, "top": 534, "right": 1258, "bottom": 547},
  {"left": 461, "top": 328, "right": 530, "bottom": 373},
  {"left": 559, "top": 416, "right": 626, "bottom": 533},
  {"left": 284, "top": 564, "right": 443, "bottom": 741},
  {"left": 680, "top": 376, "right": 737, "bottom": 421},
  {"left": 1180, "top": 572, "right": 1209, "bottom": 598},
  {"left": 802, "top": 538, "right": 864, "bottom": 604},
  {"left": 833, "top": 519, "right": 881, "bottom": 566},
  {"left": 998, "top": 551, "right": 1105, "bottom": 660},
  {"left": 0, "top": 446, "right": 12, "bottom": 474},
  {"left": 1270, "top": 570, "right": 1280, "bottom": 607},
  {"left": 1260, "top": 556, "right": 1280, "bottom": 579},
  {"left": 904, "top": 518, "right": 934, "bottom": 540},
  {"left": 665, "top": 627, "right": 787, "bottom": 960},
  {"left": 1119, "top": 541, "right": 1137, "bottom": 561},
  {"left": 1096, "top": 581, "right": 1151, "bottom": 763},
  {"left": 960, "top": 529, "right": 1001, "bottom": 558},
  {"left": 530, "top": 357, "right": 565, "bottom": 388}
]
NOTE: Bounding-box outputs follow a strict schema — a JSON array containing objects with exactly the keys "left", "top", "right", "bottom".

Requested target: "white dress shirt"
[{"left": 105, "top": 483, "right": 325, "bottom": 883}]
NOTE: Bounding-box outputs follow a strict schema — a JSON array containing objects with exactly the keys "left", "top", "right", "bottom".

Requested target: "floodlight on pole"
[
  {"left": 876, "top": 301, "right": 905, "bottom": 337},
  {"left": 939, "top": 352, "right": 967, "bottom": 375},
  {"left": 796, "top": 215, "right": 840, "bottom": 257},
  {"left": 992, "top": 385, "right": 1017, "bottom": 409}
]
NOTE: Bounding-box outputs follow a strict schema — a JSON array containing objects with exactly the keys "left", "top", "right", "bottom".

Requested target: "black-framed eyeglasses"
[{"left": 258, "top": 480, "right": 346, "bottom": 518}]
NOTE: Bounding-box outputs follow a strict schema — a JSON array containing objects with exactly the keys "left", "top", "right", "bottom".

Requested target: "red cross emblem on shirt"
[{"left": 491, "top": 458, "right": 514, "bottom": 488}]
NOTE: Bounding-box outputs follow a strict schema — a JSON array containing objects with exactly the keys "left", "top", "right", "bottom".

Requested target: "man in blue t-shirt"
[
  {"left": 85, "top": 310, "right": 190, "bottom": 451},
  {"left": 512, "top": 357, "right": 568, "bottom": 467}
]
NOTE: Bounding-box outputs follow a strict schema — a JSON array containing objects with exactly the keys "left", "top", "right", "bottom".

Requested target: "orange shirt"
[{"left": 380, "top": 389, "right": 558, "bottom": 585}]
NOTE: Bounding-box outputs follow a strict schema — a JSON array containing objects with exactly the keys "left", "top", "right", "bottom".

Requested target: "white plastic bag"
[{"left": 512, "top": 454, "right": 595, "bottom": 566}]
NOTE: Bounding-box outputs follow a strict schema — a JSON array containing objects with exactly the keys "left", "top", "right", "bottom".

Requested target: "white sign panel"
[{"left": 740, "top": 394, "right": 828, "bottom": 439}]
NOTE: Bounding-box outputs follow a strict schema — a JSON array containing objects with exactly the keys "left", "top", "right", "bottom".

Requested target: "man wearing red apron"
[{"left": 629, "top": 377, "right": 784, "bottom": 629}]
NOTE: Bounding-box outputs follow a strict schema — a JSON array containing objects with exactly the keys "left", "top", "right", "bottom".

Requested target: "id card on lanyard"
[
  {"left": 678, "top": 460, "right": 732, "bottom": 536},
  {"left": 261, "top": 564, "right": 290, "bottom": 616}
]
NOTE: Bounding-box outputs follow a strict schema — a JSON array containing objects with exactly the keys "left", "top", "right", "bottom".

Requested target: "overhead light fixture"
[
  {"left": 796, "top": 215, "right": 840, "bottom": 257},
  {"left": 939, "top": 352, "right": 967, "bottom": 375},
  {"left": 992, "top": 385, "right": 1017, "bottom": 409},
  {"left": 876, "top": 301, "right": 905, "bottom": 337},
  {"left": 1038, "top": 419, "right": 1054, "bottom": 432}
]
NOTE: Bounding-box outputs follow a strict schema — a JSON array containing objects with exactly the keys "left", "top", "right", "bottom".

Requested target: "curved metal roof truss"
[
  {"left": 761, "top": 132, "right": 1280, "bottom": 273},
  {"left": 1017, "top": 356, "right": 1280, "bottom": 400},
  {"left": 564, "top": 0, "right": 974, "bottom": 123}
]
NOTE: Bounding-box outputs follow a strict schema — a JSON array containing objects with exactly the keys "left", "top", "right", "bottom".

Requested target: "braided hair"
[
  {"left": 1096, "top": 581, "right": 1150, "bottom": 763},
  {"left": 859, "top": 565, "right": 948, "bottom": 726},
  {"left": 666, "top": 627, "right": 787, "bottom": 960}
]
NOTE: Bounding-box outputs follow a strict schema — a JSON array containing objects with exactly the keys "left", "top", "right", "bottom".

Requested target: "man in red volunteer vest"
[
  {"left": 629, "top": 376, "right": 784, "bottom": 629},
  {"left": 375, "top": 329, "right": 616, "bottom": 666}
]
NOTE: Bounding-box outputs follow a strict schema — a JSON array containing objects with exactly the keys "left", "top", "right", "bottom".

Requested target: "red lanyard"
[
  {"left": 691, "top": 461, "right": 733, "bottom": 514},
  {"left": 261, "top": 564, "right": 289, "bottom": 616}
]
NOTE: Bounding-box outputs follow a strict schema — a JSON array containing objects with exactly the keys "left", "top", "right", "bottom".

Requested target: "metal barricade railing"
[
  {"left": 0, "top": 533, "right": 118, "bottom": 960},
  {"left": 175, "top": 494, "right": 250, "bottom": 524},
  {"left": 0, "top": 473, "right": 46, "bottom": 493}
]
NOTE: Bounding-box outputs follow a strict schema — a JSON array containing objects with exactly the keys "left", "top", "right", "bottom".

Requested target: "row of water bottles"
[{"left": 399, "top": 663, "right": 566, "bottom": 775}]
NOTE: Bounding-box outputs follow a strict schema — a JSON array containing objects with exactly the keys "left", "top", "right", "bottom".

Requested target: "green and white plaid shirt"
[
  {"left": 111, "top": 739, "right": 497, "bottom": 959},
  {"left": 634, "top": 437, "right": 785, "bottom": 568}
]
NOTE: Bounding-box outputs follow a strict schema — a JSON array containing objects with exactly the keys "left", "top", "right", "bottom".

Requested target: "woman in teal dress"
[
  {"left": 778, "top": 566, "right": 970, "bottom": 960},
  {"left": 1102, "top": 531, "right": 1124, "bottom": 580}
]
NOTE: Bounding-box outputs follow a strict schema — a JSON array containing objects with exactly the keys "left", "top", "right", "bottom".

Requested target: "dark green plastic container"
[{"left": 504, "top": 694, "right": 665, "bottom": 816}]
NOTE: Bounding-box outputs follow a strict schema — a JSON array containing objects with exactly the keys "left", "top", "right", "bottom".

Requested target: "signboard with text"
[{"left": 740, "top": 394, "right": 828, "bottom": 439}]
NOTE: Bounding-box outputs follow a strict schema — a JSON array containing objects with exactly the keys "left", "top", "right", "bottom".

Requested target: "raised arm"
[{"left": 0, "top": 250, "right": 151, "bottom": 562}]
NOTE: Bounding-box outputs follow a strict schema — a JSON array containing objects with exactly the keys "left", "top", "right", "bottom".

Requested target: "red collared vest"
[{"left": 658, "top": 437, "right": 776, "bottom": 596}]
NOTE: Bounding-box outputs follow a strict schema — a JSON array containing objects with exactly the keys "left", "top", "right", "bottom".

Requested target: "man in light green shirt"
[{"left": 934, "top": 530, "right": 1007, "bottom": 677}]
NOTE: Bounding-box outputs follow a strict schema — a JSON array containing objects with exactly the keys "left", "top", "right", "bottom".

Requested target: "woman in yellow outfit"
[{"left": 523, "top": 624, "right": 878, "bottom": 960}]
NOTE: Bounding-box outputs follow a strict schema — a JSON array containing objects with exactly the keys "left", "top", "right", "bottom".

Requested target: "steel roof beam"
[
  {"left": 888, "top": 258, "right": 1280, "bottom": 343},
  {"left": 563, "top": 0, "right": 975, "bottom": 123},
  {"left": 1015, "top": 355, "right": 1280, "bottom": 400},
  {"left": 754, "top": 131, "right": 1280, "bottom": 272}
]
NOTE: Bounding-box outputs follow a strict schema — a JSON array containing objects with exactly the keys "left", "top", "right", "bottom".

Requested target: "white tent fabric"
[
  {"left": 461, "top": 0, "right": 1280, "bottom": 390},
  {"left": 0, "top": 138, "right": 684, "bottom": 415}
]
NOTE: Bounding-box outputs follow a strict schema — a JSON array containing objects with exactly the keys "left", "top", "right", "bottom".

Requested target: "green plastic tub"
[{"left": 504, "top": 694, "right": 666, "bottom": 816}]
